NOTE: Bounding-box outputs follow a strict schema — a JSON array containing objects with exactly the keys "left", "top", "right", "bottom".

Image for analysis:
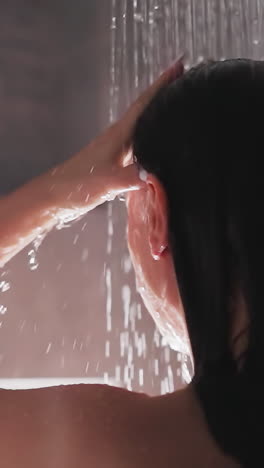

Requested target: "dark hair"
[{"left": 132, "top": 59, "right": 264, "bottom": 466}]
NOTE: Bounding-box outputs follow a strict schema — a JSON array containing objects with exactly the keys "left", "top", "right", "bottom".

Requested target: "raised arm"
[
  {"left": 0, "top": 59, "right": 183, "bottom": 268},
  {"left": 0, "top": 139, "right": 141, "bottom": 268}
]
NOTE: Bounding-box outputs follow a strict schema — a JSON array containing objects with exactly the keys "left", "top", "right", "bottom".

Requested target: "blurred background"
[{"left": 0, "top": 0, "right": 263, "bottom": 395}]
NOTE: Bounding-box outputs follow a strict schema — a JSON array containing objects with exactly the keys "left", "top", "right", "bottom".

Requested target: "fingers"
[
  {"left": 114, "top": 56, "right": 184, "bottom": 165},
  {"left": 137, "top": 56, "right": 184, "bottom": 112},
  {"left": 127, "top": 56, "right": 184, "bottom": 122}
]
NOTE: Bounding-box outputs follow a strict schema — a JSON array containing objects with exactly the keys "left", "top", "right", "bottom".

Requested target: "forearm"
[
  {"left": 0, "top": 137, "right": 109, "bottom": 268},
  {"left": 0, "top": 147, "right": 98, "bottom": 268},
  {"left": 0, "top": 171, "right": 61, "bottom": 267},
  {"left": 0, "top": 117, "right": 142, "bottom": 268}
]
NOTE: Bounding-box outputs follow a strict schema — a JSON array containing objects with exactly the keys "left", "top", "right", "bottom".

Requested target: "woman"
[{"left": 0, "top": 57, "right": 257, "bottom": 467}]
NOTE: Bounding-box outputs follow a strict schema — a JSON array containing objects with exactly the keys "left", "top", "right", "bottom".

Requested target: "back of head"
[{"left": 133, "top": 59, "right": 264, "bottom": 466}]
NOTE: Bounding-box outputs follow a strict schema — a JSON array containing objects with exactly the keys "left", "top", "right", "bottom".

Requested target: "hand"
[
  {"left": 53, "top": 58, "right": 184, "bottom": 211},
  {"left": 0, "top": 58, "right": 184, "bottom": 267}
]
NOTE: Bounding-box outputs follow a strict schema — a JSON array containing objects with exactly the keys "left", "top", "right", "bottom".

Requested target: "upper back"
[{"left": 0, "top": 383, "right": 240, "bottom": 468}]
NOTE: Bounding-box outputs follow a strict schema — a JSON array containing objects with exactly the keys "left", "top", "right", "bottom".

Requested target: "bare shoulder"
[
  {"left": 72, "top": 383, "right": 240, "bottom": 468},
  {"left": 0, "top": 384, "right": 152, "bottom": 468},
  {"left": 0, "top": 384, "right": 240, "bottom": 468}
]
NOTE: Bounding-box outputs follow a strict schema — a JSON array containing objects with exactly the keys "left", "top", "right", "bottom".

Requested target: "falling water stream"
[{"left": 1, "top": 1, "right": 264, "bottom": 394}]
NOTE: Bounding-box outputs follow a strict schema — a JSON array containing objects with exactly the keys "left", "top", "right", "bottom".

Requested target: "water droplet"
[
  {"left": 0, "top": 280, "right": 10, "bottom": 292},
  {"left": 139, "top": 368, "right": 144, "bottom": 386},
  {"left": 134, "top": 13, "right": 144, "bottom": 23},
  {"left": 118, "top": 193, "right": 126, "bottom": 202},
  {"left": 0, "top": 305, "right": 7, "bottom": 315},
  {"left": 81, "top": 249, "right": 89, "bottom": 262},
  {"left": 73, "top": 234, "right": 79, "bottom": 245},
  {"left": 28, "top": 249, "right": 39, "bottom": 271}
]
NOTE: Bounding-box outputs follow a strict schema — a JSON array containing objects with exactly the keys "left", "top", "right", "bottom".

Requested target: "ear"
[{"left": 146, "top": 174, "right": 169, "bottom": 260}]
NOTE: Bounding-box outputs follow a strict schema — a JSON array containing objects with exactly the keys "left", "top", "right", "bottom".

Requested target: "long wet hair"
[{"left": 132, "top": 59, "right": 264, "bottom": 466}]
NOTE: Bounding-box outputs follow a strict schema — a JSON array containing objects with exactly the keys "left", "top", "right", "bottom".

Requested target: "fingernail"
[{"left": 170, "top": 54, "right": 185, "bottom": 80}]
